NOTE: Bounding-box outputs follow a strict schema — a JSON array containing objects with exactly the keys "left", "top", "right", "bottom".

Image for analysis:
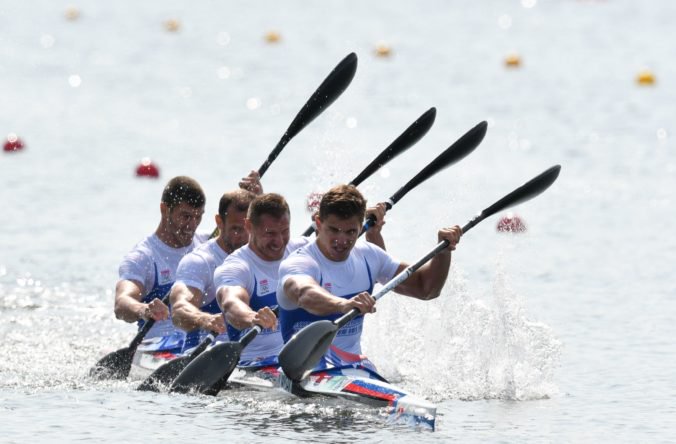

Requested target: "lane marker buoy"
[
  {"left": 636, "top": 69, "right": 655, "bottom": 86},
  {"left": 496, "top": 213, "right": 526, "bottom": 233},
  {"left": 3, "top": 133, "right": 25, "bottom": 152},
  {"left": 136, "top": 157, "right": 160, "bottom": 178}
]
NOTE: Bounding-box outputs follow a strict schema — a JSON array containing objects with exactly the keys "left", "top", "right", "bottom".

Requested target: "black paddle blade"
[
  {"left": 350, "top": 107, "right": 437, "bottom": 187},
  {"left": 463, "top": 165, "right": 562, "bottom": 234},
  {"left": 390, "top": 120, "right": 487, "bottom": 205},
  {"left": 89, "top": 347, "right": 134, "bottom": 380},
  {"left": 169, "top": 342, "right": 241, "bottom": 395},
  {"left": 258, "top": 53, "right": 358, "bottom": 177},
  {"left": 136, "top": 356, "right": 191, "bottom": 392},
  {"left": 278, "top": 320, "right": 338, "bottom": 382}
]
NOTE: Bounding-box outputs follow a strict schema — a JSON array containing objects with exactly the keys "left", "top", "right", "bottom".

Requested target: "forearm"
[
  {"left": 292, "top": 281, "right": 345, "bottom": 316},
  {"left": 171, "top": 300, "right": 209, "bottom": 331},
  {"left": 114, "top": 281, "right": 145, "bottom": 322},
  {"left": 220, "top": 290, "right": 256, "bottom": 330}
]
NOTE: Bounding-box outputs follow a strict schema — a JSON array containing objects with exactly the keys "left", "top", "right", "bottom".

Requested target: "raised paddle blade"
[
  {"left": 258, "top": 52, "right": 358, "bottom": 177},
  {"left": 89, "top": 347, "right": 134, "bottom": 380},
  {"left": 389, "top": 120, "right": 487, "bottom": 205},
  {"left": 362, "top": 120, "right": 487, "bottom": 232},
  {"left": 462, "top": 165, "right": 562, "bottom": 234},
  {"left": 349, "top": 107, "right": 437, "bottom": 187},
  {"left": 278, "top": 320, "right": 338, "bottom": 382},
  {"left": 170, "top": 341, "right": 242, "bottom": 394},
  {"left": 302, "top": 108, "right": 437, "bottom": 237}
]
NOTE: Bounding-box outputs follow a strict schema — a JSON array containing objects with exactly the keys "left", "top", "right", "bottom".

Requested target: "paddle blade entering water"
[
  {"left": 279, "top": 320, "right": 338, "bottom": 382},
  {"left": 137, "top": 356, "right": 191, "bottom": 392},
  {"left": 89, "top": 347, "right": 134, "bottom": 380},
  {"left": 169, "top": 342, "right": 241, "bottom": 395}
]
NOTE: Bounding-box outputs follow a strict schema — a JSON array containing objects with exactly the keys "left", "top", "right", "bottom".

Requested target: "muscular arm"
[
  {"left": 170, "top": 283, "right": 225, "bottom": 333},
  {"left": 364, "top": 203, "right": 386, "bottom": 250},
  {"left": 114, "top": 279, "right": 169, "bottom": 322},
  {"left": 283, "top": 275, "right": 375, "bottom": 316},
  {"left": 218, "top": 286, "right": 277, "bottom": 330},
  {"left": 393, "top": 225, "right": 461, "bottom": 300},
  {"left": 393, "top": 251, "right": 452, "bottom": 300}
]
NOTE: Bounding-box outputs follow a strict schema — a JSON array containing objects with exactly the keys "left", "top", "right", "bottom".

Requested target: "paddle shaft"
[
  {"left": 301, "top": 108, "right": 437, "bottom": 237},
  {"left": 335, "top": 164, "right": 562, "bottom": 329},
  {"left": 361, "top": 120, "right": 487, "bottom": 233}
]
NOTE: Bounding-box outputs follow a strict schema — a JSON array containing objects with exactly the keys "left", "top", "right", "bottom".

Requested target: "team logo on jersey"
[
  {"left": 323, "top": 282, "right": 332, "bottom": 292},
  {"left": 159, "top": 269, "right": 172, "bottom": 284},
  {"left": 259, "top": 278, "right": 270, "bottom": 294}
]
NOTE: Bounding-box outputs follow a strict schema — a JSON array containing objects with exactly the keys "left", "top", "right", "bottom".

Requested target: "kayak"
[
  {"left": 229, "top": 365, "right": 437, "bottom": 430},
  {"left": 128, "top": 344, "right": 437, "bottom": 430}
]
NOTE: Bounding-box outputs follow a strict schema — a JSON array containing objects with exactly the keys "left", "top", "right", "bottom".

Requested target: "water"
[{"left": 1, "top": 0, "right": 675, "bottom": 442}]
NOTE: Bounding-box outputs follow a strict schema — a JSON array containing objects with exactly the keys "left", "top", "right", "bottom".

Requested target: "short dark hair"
[
  {"left": 161, "top": 176, "right": 206, "bottom": 210},
  {"left": 318, "top": 184, "right": 366, "bottom": 221},
  {"left": 218, "top": 189, "right": 256, "bottom": 220},
  {"left": 247, "top": 193, "right": 290, "bottom": 226}
]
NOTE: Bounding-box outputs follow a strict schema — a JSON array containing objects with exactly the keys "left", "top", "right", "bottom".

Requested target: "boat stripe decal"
[{"left": 343, "top": 381, "right": 404, "bottom": 403}]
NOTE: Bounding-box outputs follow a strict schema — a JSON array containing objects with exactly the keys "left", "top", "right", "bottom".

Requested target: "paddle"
[
  {"left": 301, "top": 107, "right": 437, "bottom": 237},
  {"left": 210, "top": 52, "right": 359, "bottom": 238},
  {"left": 169, "top": 306, "right": 280, "bottom": 395},
  {"left": 89, "top": 294, "right": 170, "bottom": 380},
  {"left": 361, "top": 120, "right": 487, "bottom": 233},
  {"left": 136, "top": 331, "right": 218, "bottom": 391},
  {"left": 279, "top": 164, "right": 562, "bottom": 382}
]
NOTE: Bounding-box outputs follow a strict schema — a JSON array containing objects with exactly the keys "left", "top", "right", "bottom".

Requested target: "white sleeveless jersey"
[
  {"left": 213, "top": 237, "right": 309, "bottom": 366},
  {"left": 118, "top": 232, "right": 209, "bottom": 350},
  {"left": 277, "top": 238, "right": 399, "bottom": 356}
]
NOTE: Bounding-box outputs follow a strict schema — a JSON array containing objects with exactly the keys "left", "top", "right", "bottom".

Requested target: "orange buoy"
[
  {"left": 135, "top": 158, "right": 160, "bottom": 178},
  {"left": 264, "top": 31, "right": 281, "bottom": 43},
  {"left": 3, "top": 134, "right": 25, "bottom": 152},
  {"left": 496, "top": 213, "right": 526, "bottom": 233},
  {"left": 504, "top": 53, "right": 521, "bottom": 68},
  {"left": 375, "top": 42, "right": 392, "bottom": 57},
  {"left": 65, "top": 6, "right": 80, "bottom": 21},
  {"left": 164, "top": 19, "right": 180, "bottom": 33},
  {"left": 636, "top": 69, "right": 655, "bottom": 86}
]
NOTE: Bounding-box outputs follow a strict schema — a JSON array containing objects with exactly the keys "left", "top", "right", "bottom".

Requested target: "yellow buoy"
[
  {"left": 504, "top": 53, "right": 521, "bottom": 68},
  {"left": 65, "top": 6, "right": 80, "bottom": 21},
  {"left": 164, "top": 19, "right": 181, "bottom": 33},
  {"left": 375, "top": 42, "right": 392, "bottom": 57},
  {"left": 264, "top": 31, "right": 281, "bottom": 43},
  {"left": 636, "top": 69, "right": 656, "bottom": 86}
]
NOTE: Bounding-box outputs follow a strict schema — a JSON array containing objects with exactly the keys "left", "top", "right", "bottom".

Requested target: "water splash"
[{"left": 363, "top": 254, "right": 561, "bottom": 403}]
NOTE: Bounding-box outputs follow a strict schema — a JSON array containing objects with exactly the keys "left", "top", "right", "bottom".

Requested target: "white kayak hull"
[{"left": 230, "top": 366, "right": 437, "bottom": 430}]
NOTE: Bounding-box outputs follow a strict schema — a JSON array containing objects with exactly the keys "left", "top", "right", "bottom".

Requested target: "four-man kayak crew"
[
  {"left": 170, "top": 187, "right": 258, "bottom": 352},
  {"left": 214, "top": 192, "right": 388, "bottom": 368},
  {"left": 276, "top": 184, "right": 461, "bottom": 374}
]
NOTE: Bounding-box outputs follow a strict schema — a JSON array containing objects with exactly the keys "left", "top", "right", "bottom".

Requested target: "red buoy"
[
  {"left": 3, "top": 134, "right": 25, "bottom": 152},
  {"left": 306, "top": 191, "right": 323, "bottom": 213},
  {"left": 496, "top": 213, "right": 527, "bottom": 233},
  {"left": 135, "top": 158, "right": 160, "bottom": 178}
]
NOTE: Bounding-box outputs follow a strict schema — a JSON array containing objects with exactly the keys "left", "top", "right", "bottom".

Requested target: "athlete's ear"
[
  {"left": 244, "top": 218, "right": 253, "bottom": 234},
  {"left": 215, "top": 214, "right": 224, "bottom": 230},
  {"left": 314, "top": 213, "right": 322, "bottom": 230},
  {"left": 160, "top": 202, "right": 169, "bottom": 219}
]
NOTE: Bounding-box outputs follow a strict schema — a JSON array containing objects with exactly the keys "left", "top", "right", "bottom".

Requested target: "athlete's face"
[
  {"left": 248, "top": 213, "right": 290, "bottom": 261},
  {"left": 218, "top": 209, "right": 248, "bottom": 253},
  {"left": 316, "top": 214, "right": 361, "bottom": 262},
  {"left": 163, "top": 202, "right": 204, "bottom": 247}
]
